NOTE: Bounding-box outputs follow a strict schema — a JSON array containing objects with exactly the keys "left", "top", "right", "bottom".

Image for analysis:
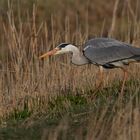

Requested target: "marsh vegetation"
[{"left": 0, "top": 0, "right": 140, "bottom": 139}]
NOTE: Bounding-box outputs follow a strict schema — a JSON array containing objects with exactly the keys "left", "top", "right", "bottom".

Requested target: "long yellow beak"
[{"left": 39, "top": 48, "right": 60, "bottom": 59}]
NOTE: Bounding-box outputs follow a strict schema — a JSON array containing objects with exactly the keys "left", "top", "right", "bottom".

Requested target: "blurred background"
[
  {"left": 0, "top": 0, "right": 140, "bottom": 41},
  {"left": 0, "top": 0, "right": 140, "bottom": 55},
  {"left": 0, "top": 0, "right": 140, "bottom": 35}
]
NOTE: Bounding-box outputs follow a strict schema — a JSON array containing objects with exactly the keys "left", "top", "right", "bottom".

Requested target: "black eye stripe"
[{"left": 58, "top": 43, "right": 70, "bottom": 48}]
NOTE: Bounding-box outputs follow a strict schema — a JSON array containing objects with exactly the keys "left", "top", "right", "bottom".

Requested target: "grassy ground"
[
  {"left": 0, "top": 0, "right": 140, "bottom": 139},
  {"left": 0, "top": 82, "right": 140, "bottom": 139}
]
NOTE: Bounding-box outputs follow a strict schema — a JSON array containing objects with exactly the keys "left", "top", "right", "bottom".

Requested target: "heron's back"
[
  {"left": 83, "top": 37, "right": 140, "bottom": 68},
  {"left": 84, "top": 38, "right": 133, "bottom": 48}
]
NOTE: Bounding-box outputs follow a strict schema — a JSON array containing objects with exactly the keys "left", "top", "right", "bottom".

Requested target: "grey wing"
[
  {"left": 83, "top": 38, "right": 132, "bottom": 49},
  {"left": 83, "top": 38, "right": 140, "bottom": 65}
]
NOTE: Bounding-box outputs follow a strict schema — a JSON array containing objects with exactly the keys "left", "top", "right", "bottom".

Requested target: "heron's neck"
[{"left": 69, "top": 45, "right": 89, "bottom": 65}]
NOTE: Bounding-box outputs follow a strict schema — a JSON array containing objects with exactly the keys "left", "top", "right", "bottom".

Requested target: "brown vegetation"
[{"left": 0, "top": 0, "right": 140, "bottom": 139}]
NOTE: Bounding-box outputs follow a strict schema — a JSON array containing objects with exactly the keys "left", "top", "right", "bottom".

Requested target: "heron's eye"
[{"left": 58, "top": 43, "right": 70, "bottom": 49}]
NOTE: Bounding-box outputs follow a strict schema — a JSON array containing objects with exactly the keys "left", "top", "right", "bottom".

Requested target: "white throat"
[{"left": 66, "top": 44, "right": 89, "bottom": 65}]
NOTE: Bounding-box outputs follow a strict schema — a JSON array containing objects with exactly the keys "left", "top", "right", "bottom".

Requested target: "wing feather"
[{"left": 83, "top": 38, "right": 140, "bottom": 65}]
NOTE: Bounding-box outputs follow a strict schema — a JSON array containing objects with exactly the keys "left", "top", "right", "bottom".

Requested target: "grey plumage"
[
  {"left": 40, "top": 37, "right": 140, "bottom": 68},
  {"left": 39, "top": 37, "right": 140, "bottom": 94},
  {"left": 83, "top": 38, "right": 140, "bottom": 68}
]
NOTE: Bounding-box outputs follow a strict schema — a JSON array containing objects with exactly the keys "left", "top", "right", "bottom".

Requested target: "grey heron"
[{"left": 40, "top": 38, "right": 140, "bottom": 94}]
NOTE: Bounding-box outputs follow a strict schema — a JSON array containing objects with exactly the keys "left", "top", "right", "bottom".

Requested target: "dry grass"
[{"left": 0, "top": 0, "right": 140, "bottom": 139}]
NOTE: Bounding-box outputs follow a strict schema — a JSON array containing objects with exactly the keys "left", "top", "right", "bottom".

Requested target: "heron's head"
[{"left": 39, "top": 43, "right": 74, "bottom": 59}]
